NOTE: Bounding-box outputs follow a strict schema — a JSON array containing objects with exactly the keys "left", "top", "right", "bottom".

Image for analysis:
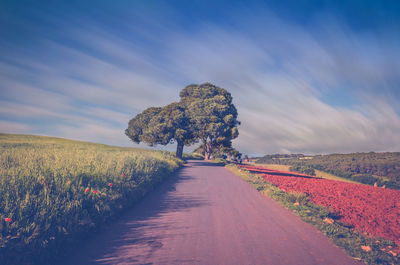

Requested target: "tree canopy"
[
  {"left": 180, "top": 83, "right": 240, "bottom": 159},
  {"left": 125, "top": 82, "right": 239, "bottom": 159},
  {"left": 125, "top": 103, "right": 194, "bottom": 159}
]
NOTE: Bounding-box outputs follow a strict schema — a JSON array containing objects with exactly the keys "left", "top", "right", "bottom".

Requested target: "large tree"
[
  {"left": 125, "top": 102, "right": 194, "bottom": 159},
  {"left": 180, "top": 83, "right": 240, "bottom": 160},
  {"left": 126, "top": 82, "right": 239, "bottom": 160}
]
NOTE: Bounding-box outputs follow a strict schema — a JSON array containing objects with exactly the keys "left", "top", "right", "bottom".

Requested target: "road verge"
[{"left": 226, "top": 164, "right": 399, "bottom": 265}]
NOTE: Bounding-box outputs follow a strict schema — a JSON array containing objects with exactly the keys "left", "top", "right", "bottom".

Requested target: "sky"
[{"left": 1, "top": 0, "right": 400, "bottom": 156}]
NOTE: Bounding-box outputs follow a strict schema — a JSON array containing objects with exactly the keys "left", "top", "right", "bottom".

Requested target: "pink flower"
[
  {"left": 108, "top": 183, "right": 113, "bottom": 187},
  {"left": 93, "top": 190, "right": 98, "bottom": 194},
  {"left": 85, "top": 188, "right": 90, "bottom": 193},
  {"left": 121, "top": 173, "right": 126, "bottom": 178},
  {"left": 4, "top": 218, "right": 12, "bottom": 222}
]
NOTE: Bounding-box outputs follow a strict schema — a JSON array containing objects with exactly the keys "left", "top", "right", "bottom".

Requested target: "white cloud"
[
  {"left": 0, "top": 121, "right": 32, "bottom": 134},
  {"left": 54, "top": 123, "right": 128, "bottom": 146},
  {"left": 79, "top": 107, "right": 131, "bottom": 125},
  {"left": 165, "top": 17, "right": 400, "bottom": 155}
]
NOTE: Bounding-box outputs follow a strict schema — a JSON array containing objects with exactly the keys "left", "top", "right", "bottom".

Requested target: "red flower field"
[{"left": 238, "top": 164, "right": 400, "bottom": 244}]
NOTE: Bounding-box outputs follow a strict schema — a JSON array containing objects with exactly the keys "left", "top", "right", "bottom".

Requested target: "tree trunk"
[
  {"left": 204, "top": 140, "right": 212, "bottom": 160},
  {"left": 176, "top": 140, "right": 184, "bottom": 159}
]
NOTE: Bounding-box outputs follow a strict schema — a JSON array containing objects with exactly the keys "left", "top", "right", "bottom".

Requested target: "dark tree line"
[{"left": 125, "top": 83, "right": 240, "bottom": 160}]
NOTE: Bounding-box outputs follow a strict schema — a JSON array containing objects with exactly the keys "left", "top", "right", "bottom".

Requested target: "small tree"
[{"left": 194, "top": 143, "right": 242, "bottom": 160}]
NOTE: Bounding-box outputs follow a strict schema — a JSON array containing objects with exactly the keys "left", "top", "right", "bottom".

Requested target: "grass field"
[
  {"left": 0, "top": 134, "right": 183, "bottom": 265},
  {"left": 253, "top": 163, "right": 361, "bottom": 184}
]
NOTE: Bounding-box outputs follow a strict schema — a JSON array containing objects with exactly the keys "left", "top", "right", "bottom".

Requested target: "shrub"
[
  {"left": 182, "top": 153, "right": 204, "bottom": 160},
  {"left": 287, "top": 191, "right": 309, "bottom": 204},
  {"left": 350, "top": 174, "right": 381, "bottom": 185},
  {"left": 289, "top": 163, "right": 316, "bottom": 176}
]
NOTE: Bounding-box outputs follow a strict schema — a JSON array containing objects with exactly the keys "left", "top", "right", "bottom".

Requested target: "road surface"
[{"left": 63, "top": 160, "right": 361, "bottom": 265}]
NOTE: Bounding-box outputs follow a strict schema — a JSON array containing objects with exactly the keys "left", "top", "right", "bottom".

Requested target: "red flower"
[
  {"left": 85, "top": 188, "right": 89, "bottom": 193},
  {"left": 108, "top": 183, "right": 113, "bottom": 187},
  {"left": 121, "top": 173, "right": 126, "bottom": 178},
  {"left": 361, "top": 246, "right": 372, "bottom": 252},
  {"left": 241, "top": 164, "right": 400, "bottom": 245},
  {"left": 93, "top": 190, "right": 98, "bottom": 194},
  {"left": 4, "top": 218, "right": 12, "bottom": 222}
]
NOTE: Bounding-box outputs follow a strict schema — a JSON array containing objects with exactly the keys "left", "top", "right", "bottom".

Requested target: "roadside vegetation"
[
  {"left": 0, "top": 134, "right": 183, "bottom": 265},
  {"left": 227, "top": 164, "right": 399, "bottom": 265}
]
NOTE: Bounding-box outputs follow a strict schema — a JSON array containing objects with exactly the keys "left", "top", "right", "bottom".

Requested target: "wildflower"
[
  {"left": 361, "top": 245, "right": 371, "bottom": 252},
  {"left": 38, "top": 175, "right": 47, "bottom": 185},
  {"left": 4, "top": 218, "right": 12, "bottom": 222},
  {"left": 93, "top": 190, "right": 98, "bottom": 194},
  {"left": 108, "top": 183, "right": 113, "bottom": 187},
  {"left": 323, "top": 218, "right": 334, "bottom": 224},
  {"left": 121, "top": 173, "right": 126, "bottom": 178},
  {"left": 85, "top": 188, "right": 90, "bottom": 193}
]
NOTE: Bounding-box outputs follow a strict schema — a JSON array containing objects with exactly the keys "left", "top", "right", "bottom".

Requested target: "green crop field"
[{"left": 0, "top": 134, "right": 182, "bottom": 265}]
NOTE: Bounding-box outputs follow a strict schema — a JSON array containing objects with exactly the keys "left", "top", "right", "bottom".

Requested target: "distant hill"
[{"left": 255, "top": 152, "right": 400, "bottom": 189}]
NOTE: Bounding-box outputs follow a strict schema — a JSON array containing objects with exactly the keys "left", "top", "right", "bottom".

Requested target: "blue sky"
[{"left": 1, "top": 0, "right": 400, "bottom": 155}]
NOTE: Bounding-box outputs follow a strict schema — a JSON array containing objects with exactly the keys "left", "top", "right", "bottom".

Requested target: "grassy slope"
[
  {"left": 226, "top": 164, "right": 399, "bottom": 265},
  {"left": 254, "top": 163, "right": 361, "bottom": 184},
  {"left": 0, "top": 134, "right": 183, "bottom": 265},
  {"left": 314, "top": 168, "right": 361, "bottom": 184}
]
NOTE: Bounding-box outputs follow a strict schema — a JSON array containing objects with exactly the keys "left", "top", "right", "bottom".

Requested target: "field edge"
[{"left": 225, "top": 164, "right": 399, "bottom": 265}]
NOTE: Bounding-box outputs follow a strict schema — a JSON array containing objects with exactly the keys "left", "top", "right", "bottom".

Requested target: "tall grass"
[{"left": 0, "top": 134, "right": 182, "bottom": 264}]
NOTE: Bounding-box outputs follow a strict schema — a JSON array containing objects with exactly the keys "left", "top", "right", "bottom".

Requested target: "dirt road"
[{"left": 63, "top": 160, "right": 361, "bottom": 265}]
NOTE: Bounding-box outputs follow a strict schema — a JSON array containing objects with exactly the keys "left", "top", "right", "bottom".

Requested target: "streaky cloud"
[{"left": 0, "top": 2, "right": 399, "bottom": 156}]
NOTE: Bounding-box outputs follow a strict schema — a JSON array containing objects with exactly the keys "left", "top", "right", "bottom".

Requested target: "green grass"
[
  {"left": 252, "top": 163, "right": 291, "bottom": 171},
  {"left": 0, "top": 134, "right": 183, "bottom": 265},
  {"left": 314, "top": 168, "right": 362, "bottom": 184},
  {"left": 227, "top": 164, "right": 399, "bottom": 265},
  {"left": 253, "top": 163, "right": 362, "bottom": 184}
]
